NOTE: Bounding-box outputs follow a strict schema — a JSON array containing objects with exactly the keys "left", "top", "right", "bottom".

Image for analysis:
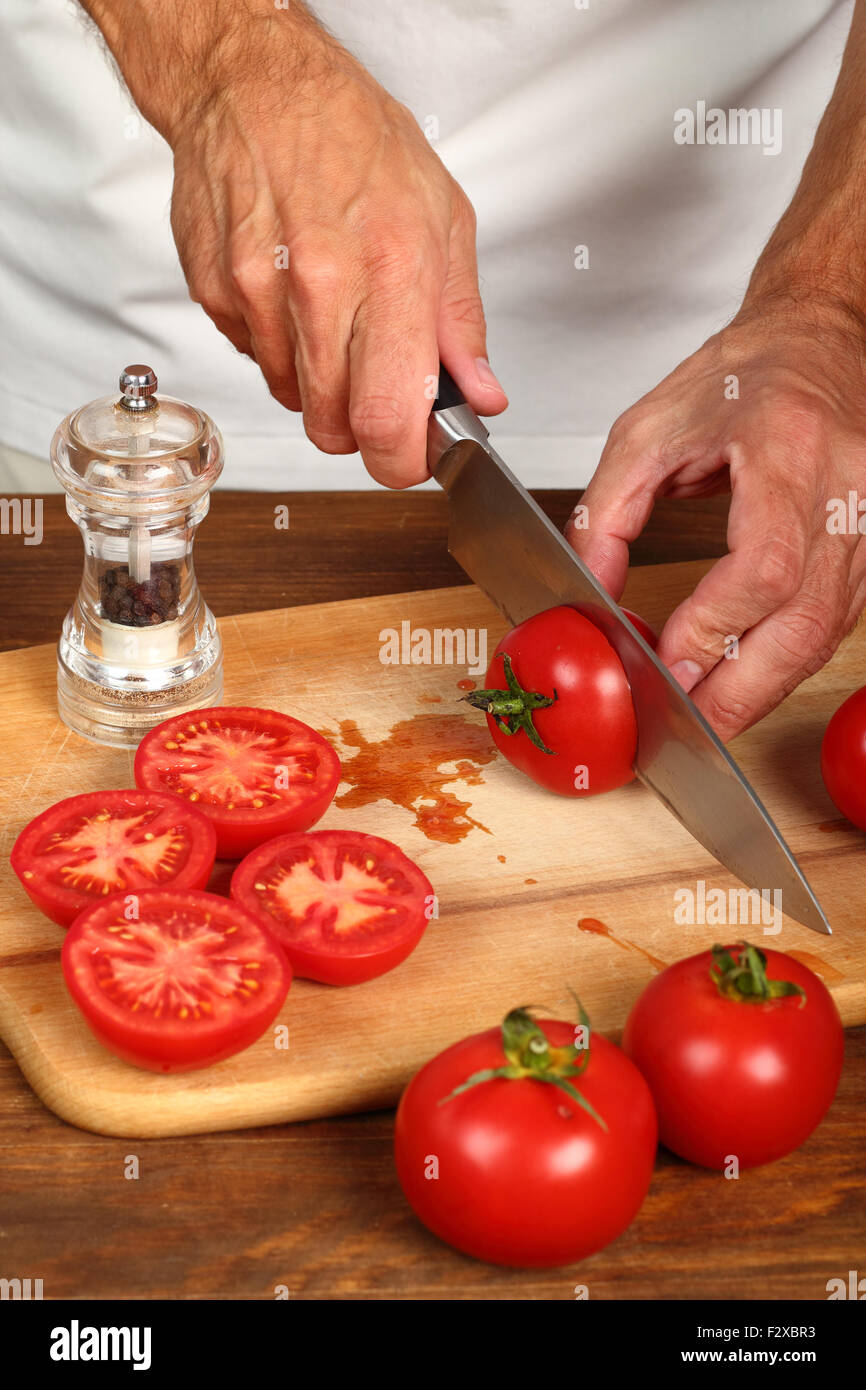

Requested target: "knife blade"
[{"left": 427, "top": 370, "right": 830, "bottom": 935}]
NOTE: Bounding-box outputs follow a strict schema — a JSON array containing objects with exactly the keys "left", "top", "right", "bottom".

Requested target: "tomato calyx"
[
  {"left": 439, "top": 1000, "right": 608, "bottom": 1129},
  {"left": 463, "top": 654, "right": 557, "bottom": 755},
  {"left": 710, "top": 941, "right": 806, "bottom": 1006}
]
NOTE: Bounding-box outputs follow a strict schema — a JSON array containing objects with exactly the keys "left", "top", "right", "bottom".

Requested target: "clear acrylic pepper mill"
[{"left": 51, "top": 364, "right": 224, "bottom": 746}]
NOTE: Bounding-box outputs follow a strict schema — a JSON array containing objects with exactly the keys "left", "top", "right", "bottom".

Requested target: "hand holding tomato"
[{"left": 566, "top": 299, "right": 866, "bottom": 741}]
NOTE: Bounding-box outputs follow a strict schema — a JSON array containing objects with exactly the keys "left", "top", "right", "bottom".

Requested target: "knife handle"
[{"left": 432, "top": 364, "right": 466, "bottom": 412}]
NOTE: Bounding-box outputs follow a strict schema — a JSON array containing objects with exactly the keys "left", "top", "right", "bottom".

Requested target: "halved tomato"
[
  {"left": 62, "top": 889, "right": 291, "bottom": 1072},
  {"left": 134, "top": 706, "right": 341, "bottom": 858},
  {"left": 231, "top": 829, "right": 434, "bottom": 985},
  {"left": 11, "top": 789, "right": 217, "bottom": 928}
]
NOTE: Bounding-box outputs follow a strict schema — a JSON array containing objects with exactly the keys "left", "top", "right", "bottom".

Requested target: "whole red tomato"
[
  {"left": 394, "top": 1006, "right": 657, "bottom": 1267},
  {"left": 821, "top": 685, "right": 866, "bottom": 829},
  {"left": 464, "top": 605, "right": 638, "bottom": 795},
  {"left": 622, "top": 942, "right": 844, "bottom": 1170}
]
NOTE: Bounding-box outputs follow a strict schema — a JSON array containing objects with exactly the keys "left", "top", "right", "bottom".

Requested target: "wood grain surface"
[
  {"left": 0, "top": 490, "right": 863, "bottom": 1300},
  {"left": 1, "top": 567, "right": 864, "bottom": 1141}
]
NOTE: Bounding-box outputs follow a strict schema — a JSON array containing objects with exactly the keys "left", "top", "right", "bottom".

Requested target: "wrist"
[
  {"left": 81, "top": 0, "right": 327, "bottom": 144},
  {"left": 740, "top": 231, "right": 866, "bottom": 344}
]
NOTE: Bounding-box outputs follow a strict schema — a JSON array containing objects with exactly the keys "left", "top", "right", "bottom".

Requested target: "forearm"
[
  {"left": 77, "top": 0, "right": 332, "bottom": 142},
  {"left": 746, "top": 0, "right": 866, "bottom": 316}
]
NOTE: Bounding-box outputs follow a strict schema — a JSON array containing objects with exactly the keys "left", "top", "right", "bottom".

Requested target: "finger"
[
  {"left": 231, "top": 256, "right": 303, "bottom": 413},
  {"left": 656, "top": 454, "right": 815, "bottom": 688},
  {"left": 565, "top": 414, "right": 671, "bottom": 598},
  {"left": 436, "top": 193, "right": 508, "bottom": 418},
  {"left": 287, "top": 241, "right": 356, "bottom": 450},
  {"left": 348, "top": 261, "right": 442, "bottom": 488},
  {"left": 688, "top": 540, "right": 859, "bottom": 740}
]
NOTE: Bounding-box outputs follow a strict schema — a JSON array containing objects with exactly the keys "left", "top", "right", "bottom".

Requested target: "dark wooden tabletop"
[{"left": 1, "top": 489, "right": 863, "bottom": 1301}]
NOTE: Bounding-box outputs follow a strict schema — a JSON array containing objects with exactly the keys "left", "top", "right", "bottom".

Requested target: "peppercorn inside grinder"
[{"left": 51, "top": 366, "right": 224, "bottom": 746}]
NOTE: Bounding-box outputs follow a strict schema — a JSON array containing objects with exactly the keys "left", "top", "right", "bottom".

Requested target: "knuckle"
[
  {"left": 360, "top": 231, "right": 432, "bottom": 286},
  {"left": 444, "top": 291, "right": 486, "bottom": 332},
  {"left": 771, "top": 600, "right": 837, "bottom": 670},
  {"left": 287, "top": 245, "right": 344, "bottom": 306},
  {"left": 305, "top": 423, "right": 355, "bottom": 453},
  {"left": 189, "top": 278, "right": 231, "bottom": 321},
  {"left": 453, "top": 189, "right": 477, "bottom": 235},
  {"left": 750, "top": 536, "right": 807, "bottom": 606},
  {"left": 700, "top": 686, "right": 755, "bottom": 736},
  {"left": 606, "top": 403, "right": 658, "bottom": 456},
  {"left": 268, "top": 378, "right": 302, "bottom": 412},
  {"left": 303, "top": 400, "right": 354, "bottom": 452},
  {"left": 229, "top": 252, "right": 272, "bottom": 301},
  {"left": 349, "top": 394, "right": 407, "bottom": 450}
]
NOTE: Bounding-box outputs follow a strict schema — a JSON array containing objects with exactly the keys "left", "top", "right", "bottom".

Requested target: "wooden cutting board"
[{"left": 0, "top": 562, "right": 863, "bottom": 1137}]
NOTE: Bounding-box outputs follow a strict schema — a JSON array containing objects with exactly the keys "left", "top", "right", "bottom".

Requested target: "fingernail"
[
  {"left": 475, "top": 356, "right": 505, "bottom": 393},
  {"left": 668, "top": 659, "right": 703, "bottom": 693}
]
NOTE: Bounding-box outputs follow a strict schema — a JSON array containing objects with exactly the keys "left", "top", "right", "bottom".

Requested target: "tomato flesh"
[
  {"left": 395, "top": 1020, "right": 657, "bottom": 1267},
  {"left": 62, "top": 889, "right": 291, "bottom": 1072},
  {"left": 134, "top": 706, "right": 341, "bottom": 858},
  {"left": 11, "top": 789, "right": 217, "bottom": 928},
  {"left": 622, "top": 947, "right": 844, "bottom": 1169},
  {"left": 231, "top": 829, "right": 434, "bottom": 985}
]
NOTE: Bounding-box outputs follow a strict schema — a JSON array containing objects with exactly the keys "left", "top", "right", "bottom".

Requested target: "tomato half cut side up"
[
  {"left": 231, "top": 830, "right": 434, "bottom": 985},
  {"left": 134, "top": 706, "right": 341, "bottom": 858},
  {"left": 62, "top": 890, "right": 291, "bottom": 1072},
  {"left": 10, "top": 789, "right": 218, "bottom": 928}
]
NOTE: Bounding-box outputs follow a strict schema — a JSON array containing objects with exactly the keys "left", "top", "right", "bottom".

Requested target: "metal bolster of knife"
[{"left": 427, "top": 366, "right": 491, "bottom": 483}]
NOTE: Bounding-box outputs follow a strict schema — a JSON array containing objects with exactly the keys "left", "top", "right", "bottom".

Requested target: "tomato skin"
[
  {"left": 623, "top": 608, "right": 657, "bottom": 648},
  {"left": 62, "top": 889, "right": 291, "bottom": 1073},
  {"left": 821, "top": 685, "right": 866, "bottom": 830},
  {"left": 134, "top": 706, "right": 341, "bottom": 858},
  {"left": 481, "top": 606, "right": 637, "bottom": 796},
  {"left": 231, "top": 829, "right": 433, "bottom": 986},
  {"left": 622, "top": 948, "right": 844, "bottom": 1170},
  {"left": 394, "top": 1021, "right": 657, "bottom": 1267},
  {"left": 10, "top": 789, "right": 217, "bottom": 928}
]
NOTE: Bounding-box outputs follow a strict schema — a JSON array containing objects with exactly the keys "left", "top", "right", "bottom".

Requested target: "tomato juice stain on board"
[
  {"left": 577, "top": 917, "right": 668, "bottom": 972},
  {"left": 786, "top": 950, "right": 845, "bottom": 984},
  {"left": 457, "top": 679, "right": 476, "bottom": 691},
  {"left": 319, "top": 715, "right": 497, "bottom": 845}
]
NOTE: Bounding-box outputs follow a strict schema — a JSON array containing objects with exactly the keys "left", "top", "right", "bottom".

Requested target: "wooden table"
[{"left": 1, "top": 490, "right": 863, "bottom": 1301}]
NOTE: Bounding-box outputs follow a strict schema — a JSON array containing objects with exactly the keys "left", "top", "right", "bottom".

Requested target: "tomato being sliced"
[
  {"left": 62, "top": 889, "right": 291, "bottom": 1072},
  {"left": 10, "top": 789, "right": 217, "bottom": 928},
  {"left": 231, "top": 829, "right": 434, "bottom": 985},
  {"left": 134, "top": 706, "right": 341, "bottom": 858},
  {"left": 464, "top": 605, "right": 637, "bottom": 796}
]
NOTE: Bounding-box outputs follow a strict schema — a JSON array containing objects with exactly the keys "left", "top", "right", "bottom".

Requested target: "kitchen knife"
[{"left": 427, "top": 367, "right": 831, "bottom": 935}]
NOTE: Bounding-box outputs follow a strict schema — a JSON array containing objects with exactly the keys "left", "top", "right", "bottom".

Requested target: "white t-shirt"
[{"left": 0, "top": 0, "right": 853, "bottom": 488}]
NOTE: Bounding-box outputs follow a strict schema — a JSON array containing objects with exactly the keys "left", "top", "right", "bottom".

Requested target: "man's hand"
[
  {"left": 568, "top": 0, "right": 866, "bottom": 740},
  {"left": 567, "top": 297, "right": 866, "bottom": 741},
  {"left": 81, "top": 0, "right": 507, "bottom": 486}
]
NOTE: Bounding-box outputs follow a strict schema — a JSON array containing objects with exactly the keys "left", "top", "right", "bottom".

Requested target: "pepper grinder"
[{"left": 51, "top": 365, "right": 224, "bottom": 746}]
